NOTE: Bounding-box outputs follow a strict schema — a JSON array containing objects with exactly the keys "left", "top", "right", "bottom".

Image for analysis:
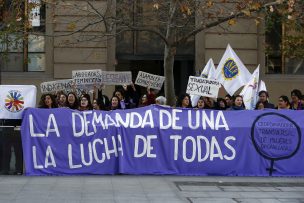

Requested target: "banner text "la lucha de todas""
[{"left": 21, "top": 106, "right": 304, "bottom": 176}]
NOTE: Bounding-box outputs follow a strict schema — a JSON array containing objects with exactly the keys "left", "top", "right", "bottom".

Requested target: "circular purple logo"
[{"left": 251, "top": 112, "right": 301, "bottom": 160}]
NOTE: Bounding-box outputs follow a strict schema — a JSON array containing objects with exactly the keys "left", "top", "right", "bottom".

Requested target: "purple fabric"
[{"left": 21, "top": 106, "right": 304, "bottom": 176}]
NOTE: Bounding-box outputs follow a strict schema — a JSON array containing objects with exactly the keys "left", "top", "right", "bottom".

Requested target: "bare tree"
[{"left": 1, "top": 0, "right": 303, "bottom": 105}]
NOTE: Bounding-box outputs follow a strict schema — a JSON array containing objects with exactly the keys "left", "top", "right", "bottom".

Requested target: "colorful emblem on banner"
[
  {"left": 222, "top": 58, "right": 239, "bottom": 80},
  {"left": 5, "top": 90, "right": 24, "bottom": 112}
]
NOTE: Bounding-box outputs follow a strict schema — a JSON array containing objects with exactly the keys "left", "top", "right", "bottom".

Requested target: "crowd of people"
[
  {"left": 38, "top": 83, "right": 304, "bottom": 111},
  {"left": 0, "top": 84, "right": 303, "bottom": 175}
]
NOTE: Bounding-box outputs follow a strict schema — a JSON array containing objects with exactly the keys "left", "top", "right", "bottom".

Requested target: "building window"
[
  {"left": 0, "top": 0, "right": 45, "bottom": 72},
  {"left": 116, "top": 0, "right": 194, "bottom": 59},
  {"left": 265, "top": 13, "right": 304, "bottom": 74}
]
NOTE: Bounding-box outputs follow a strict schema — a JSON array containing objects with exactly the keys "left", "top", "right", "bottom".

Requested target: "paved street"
[{"left": 0, "top": 175, "right": 303, "bottom": 203}]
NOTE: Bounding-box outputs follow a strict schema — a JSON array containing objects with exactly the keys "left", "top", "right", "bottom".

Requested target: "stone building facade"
[{"left": 1, "top": 0, "right": 303, "bottom": 102}]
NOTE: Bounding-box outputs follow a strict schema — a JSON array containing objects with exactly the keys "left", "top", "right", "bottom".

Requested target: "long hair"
[
  {"left": 38, "top": 94, "right": 57, "bottom": 108},
  {"left": 176, "top": 93, "right": 192, "bottom": 108},
  {"left": 79, "top": 94, "right": 93, "bottom": 110},
  {"left": 279, "top": 95, "right": 291, "bottom": 109},
  {"left": 67, "top": 92, "right": 79, "bottom": 109},
  {"left": 110, "top": 95, "right": 122, "bottom": 110},
  {"left": 232, "top": 95, "right": 245, "bottom": 108}
]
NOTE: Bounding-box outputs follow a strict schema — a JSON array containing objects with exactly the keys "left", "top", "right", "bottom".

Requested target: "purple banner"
[{"left": 21, "top": 106, "right": 304, "bottom": 176}]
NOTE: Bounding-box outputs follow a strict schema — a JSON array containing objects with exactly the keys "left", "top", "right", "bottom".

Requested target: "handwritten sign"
[
  {"left": 100, "top": 71, "right": 132, "bottom": 85},
  {"left": 40, "top": 79, "right": 74, "bottom": 93},
  {"left": 186, "top": 76, "right": 220, "bottom": 98},
  {"left": 135, "top": 71, "right": 165, "bottom": 90},
  {"left": 72, "top": 69, "right": 102, "bottom": 85}
]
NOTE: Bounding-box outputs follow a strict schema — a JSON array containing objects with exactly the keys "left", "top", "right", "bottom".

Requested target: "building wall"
[
  {"left": 195, "top": 17, "right": 304, "bottom": 103},
  {"left": 2, "top": 0, "right": 115, "bottom": 97},
  {"left": 1, "top": 2, "right": 303, "bottom": 103}
]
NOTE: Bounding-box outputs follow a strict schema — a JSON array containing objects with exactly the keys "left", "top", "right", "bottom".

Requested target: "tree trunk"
[
  {"left": 163, "top": 0, "right": 177, "bottom": 107},
  {"left": 164, "top": 45, "right": 176, "bottom": 106}
]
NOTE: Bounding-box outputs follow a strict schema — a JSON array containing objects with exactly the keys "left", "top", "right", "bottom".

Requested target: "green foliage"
[{"left": 264, "top": 0, "right": 304, "bottom": 59}]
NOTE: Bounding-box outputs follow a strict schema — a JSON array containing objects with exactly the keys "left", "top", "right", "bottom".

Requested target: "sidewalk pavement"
[{"left": 0, "top": 175, "right": 303, "bottom": 203}]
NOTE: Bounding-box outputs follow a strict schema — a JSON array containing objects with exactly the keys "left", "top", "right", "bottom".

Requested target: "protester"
[
  {"left": 67, "top": 92, "right": 79, "bottom": 109},
  {"left": 92, "top": 99, "right": 100, "bottom": 110},
  {"left": 146, "top": 87, "right": 157, "bottom": 105},
  {"left": 113, "top": 89, "right": 128, "bottom": 109},
  {"left": 57, "top": 92, "right": 68, "bottom": 108},
  {"left": 193, "top": 96, "right": 205, "bottom": 109},
  {"left": 176, "top": 93, "right": 192, "bottom": 108},
  {"left": 216, "top": 98, "right": 227, "bottom": 110},
  {"left": 228, "top": 95, "right": 245, "bottom": 110},
  {"left": 38, "top": 94, "right": 57, "bottom": 108},
  {"left": 225, "top": 94, "right": 233, "bottom": 108},
  {"left": 138, "top": 94, "right": 149, "bottom": 107},
  {"left": 155, "top": 96, "right": 167, "bottom": 106},
  {"left": 109, "top": 96, "right": 122, "bottom": 110},
  {"left": 255, "top": 101, "right": 265, "bottom": 110},
  {"left": 204, "top": 97, "right": 215, "bottom": 109},
  {"left": 122, "top": 82, "right": 140, "bottom": 108},
  {"left": 78, "top": 94, "right": 93, "bottom": 111},
  {"left": 290, "top": 89, "right": 303, "bottom": 110},
  {"left": 93, "top": 98, "right": 107, "bottom": 110},
  {"left": 258, "top": 91, "right": 275, "bottom": 109},
  {"left": 94, "top": 85, "right": 110, "bottom": 110},
  {"left": 0, "top": 120, "right": 23, "bottom": 175},
  {"left": 277, "top": 95, "right": 291, "bottom": 110}
]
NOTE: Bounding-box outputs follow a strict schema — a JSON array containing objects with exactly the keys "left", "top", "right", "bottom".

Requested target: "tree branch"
[
  {"left": 174, "top": 1, "right": 282, "bottom": 46},
  {"left": 85, "top": 0, "right": 109, "bottom": 32},
  {"left": 117, "top": 25, "right": 169, "bottom": 45}
]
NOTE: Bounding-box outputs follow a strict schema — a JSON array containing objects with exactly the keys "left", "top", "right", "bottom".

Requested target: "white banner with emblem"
[{"left": 0, "top": 85, "right": 37, "bottom": 119}]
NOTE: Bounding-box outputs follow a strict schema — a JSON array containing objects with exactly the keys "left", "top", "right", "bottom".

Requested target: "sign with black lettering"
[
  {"left": 72, "top": 69, "right": 102, "bottom": 85},
  {"left": 186, "top": 76, "right": 220, "bottom": 98},
  {"left": 100, "top": 71, "right": 132, "bottom": 85},
  {"left": 40, "top": 79, "right": 74, "bottom": 93},
  {"left": 251, "top": 112, "right": 301, "bottom": 175},
  {"left": 135, "top": 71, "right": 165, "bottom": 90}
]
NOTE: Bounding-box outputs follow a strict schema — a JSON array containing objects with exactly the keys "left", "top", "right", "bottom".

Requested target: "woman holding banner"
[
  {"left": 215, "top": 98, "right": 227, "bottom": 110},
  {"left": 228, "top": 95, "right": 245, "bottom": 110},
  {"left": 113, "top": 89, "right": 128, "bottom": 109},
  {"left": 277, "top": 95, "right": 291, "bottom": 110},
  {"left": 258, "top": 91, "right": 275, "bottom": 109},
  {"left": 38, "top": 94, "right": 57, "bottom": 108},
  {"left": 109, "top": 96, "right": 122, "bottom": 110},
  {"left": 57, "top": 92, "right": 68, "bottom": 108},
  {"left": 67, "top": 92, "right": 79, "bottom": 110},
  {"left": 203, "top": 97, "right": 215, "bottom": 109},
  {"left": 290, "top": 89, "right": 303, "bottom": 110},
  {"left": 255, "top": 101, "right": 265, "bottom": 110},
  {"left": 193, "top": 96, "right": 205, "bottom": 109},
  {"left": 176, "top": 93, "right": 192, "bottom": 108},
  {"left": 92, "top": 99, "right": 101, "bottom": 110},
  {"left": 78, "top": 94, "right": 93, "bottom": 111}
]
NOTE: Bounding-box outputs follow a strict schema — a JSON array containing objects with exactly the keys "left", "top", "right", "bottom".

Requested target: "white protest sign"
[
  {"left": 135, "top": 71, "right": 165, "bottom": 90},
  {"left": 100, "top": 71, "right": 132, "bottom": 85},
  {"left": 186, "top": 76, "right": 221, "bottom": 98},
  {"left": 40, "top": 79, "right": 74, "bottom": 93},
  {"left": 72, "top": 69, "right": 102, "bottom": 85}
]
